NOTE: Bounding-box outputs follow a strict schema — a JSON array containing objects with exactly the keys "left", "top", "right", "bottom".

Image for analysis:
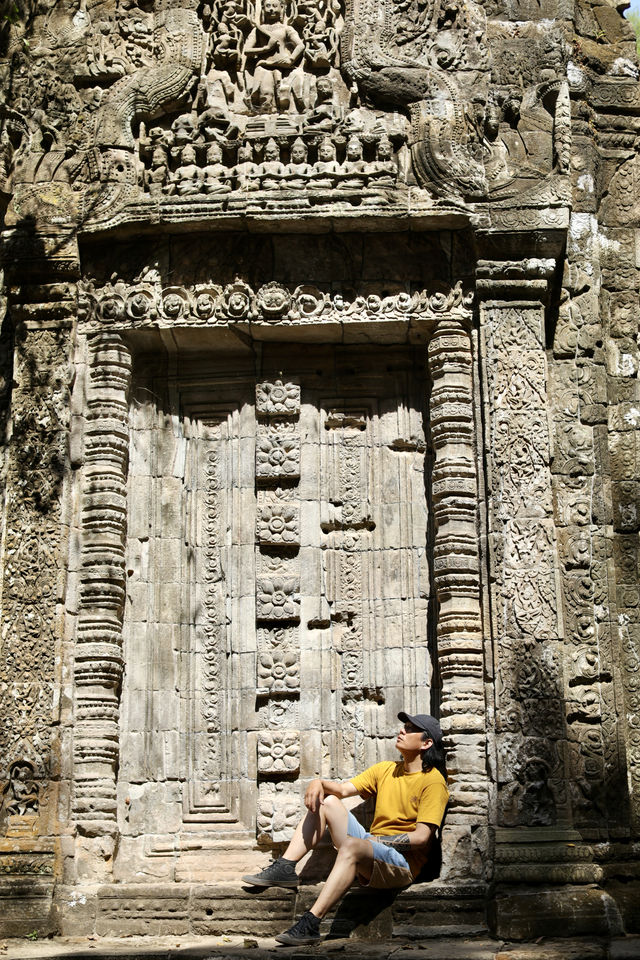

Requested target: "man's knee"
[
  {"left": 337, "top": 836, "right": 362, "bottom": 861},
  {"left": 322, "top": 794, "right": 344, "bottom": 814}
]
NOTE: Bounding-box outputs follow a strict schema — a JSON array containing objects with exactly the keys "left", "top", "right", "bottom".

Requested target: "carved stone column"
[
  {"left": 476, "top": 261, "right": 607, "bottom": 910},
  {"left": 73, "top": 332, "right": 131, "bottom": 838},
  {"left": 427, "top": 313, "right": 488, "bottom": 871}
]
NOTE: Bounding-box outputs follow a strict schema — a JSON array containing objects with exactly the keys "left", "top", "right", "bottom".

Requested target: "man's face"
[{"left": 395, "top": 721, "right": 431, "bottom": 753}]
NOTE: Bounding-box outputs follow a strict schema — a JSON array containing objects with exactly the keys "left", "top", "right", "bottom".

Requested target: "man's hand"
[{"left": 304, "top": 778, "right": 325, "bottom": 813}]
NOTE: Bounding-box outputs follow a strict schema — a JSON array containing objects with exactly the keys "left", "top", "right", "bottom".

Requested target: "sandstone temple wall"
[{"left": 0, "top": 0, "right": 639, "bottom": 939}]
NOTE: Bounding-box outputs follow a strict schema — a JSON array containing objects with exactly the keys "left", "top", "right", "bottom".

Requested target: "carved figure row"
[{"left": 144, "top": 135, "right": 397, "bottom": 196}]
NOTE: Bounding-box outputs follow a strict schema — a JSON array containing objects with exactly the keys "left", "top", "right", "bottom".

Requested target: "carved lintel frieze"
[{"left": 77, "top": 278, "right": 473, "bottom": 332}]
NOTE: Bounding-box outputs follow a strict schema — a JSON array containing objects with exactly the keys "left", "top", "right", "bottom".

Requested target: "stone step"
[{"left": 55, "top": 880, "right": 489, "bottom": 940}]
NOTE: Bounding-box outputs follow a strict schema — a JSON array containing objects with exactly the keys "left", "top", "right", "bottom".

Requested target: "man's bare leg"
[
  {"left": 281, "top": 793, "right": 350, "bottom": 862},
  {"left": 308, "top": 836, "right": 374, "bottom": 918},
  {"left": 243, "top": 794, "right": 352, "bottom": 889},
  {"left": 273, "top": 815, "right": 375, "bottom": 943}
]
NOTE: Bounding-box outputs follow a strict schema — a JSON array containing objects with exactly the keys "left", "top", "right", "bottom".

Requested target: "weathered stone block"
[
  {"left": 95, "top": 885, "right": 190, "bottom": 937},
  {"left": 191, "top": 884, "right": 294, "bottom": 935},
  {"left": 489, "top": 885, "right": 623, "bottom": 940},
  {"left": 0, "top": 879, "right": 56, "bottom": 937}
]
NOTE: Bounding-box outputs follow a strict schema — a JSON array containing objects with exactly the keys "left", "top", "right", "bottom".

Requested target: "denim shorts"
[{"left": 346, "top": 811, "right": 413, "bottom": 889}]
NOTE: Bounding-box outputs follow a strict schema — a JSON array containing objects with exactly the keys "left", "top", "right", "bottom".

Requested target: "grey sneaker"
[
  {"left": 275, "top": 910, "right": 322, "bottom": 945},
  {"left": 242, "top": 857, "right": 299, "bottom": 888}
]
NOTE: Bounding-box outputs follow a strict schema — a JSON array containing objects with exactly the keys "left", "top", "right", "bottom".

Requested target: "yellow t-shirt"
[{"left": 350, "top": 760, "right": 449, "bottom": 877}]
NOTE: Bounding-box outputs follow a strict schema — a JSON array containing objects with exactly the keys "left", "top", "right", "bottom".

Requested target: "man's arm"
[
  {"left": 373, "top": 822, "right": 434, "bottom": 854},
  {"left": 304, "top": 777, "right": 359, "bottom": 813}
]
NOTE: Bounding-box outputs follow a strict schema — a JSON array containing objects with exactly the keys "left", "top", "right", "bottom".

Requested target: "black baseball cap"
[{"left": 398, "top": 712, "right": 443, "bottom": 743}]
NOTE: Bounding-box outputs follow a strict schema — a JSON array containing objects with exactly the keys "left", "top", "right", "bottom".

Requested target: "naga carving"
[
  {"left": 5, "top": 4, "right": 203, "bottom": 227},
  {"left": 341, "top": 0, "right": 570, "bottom": 200}
]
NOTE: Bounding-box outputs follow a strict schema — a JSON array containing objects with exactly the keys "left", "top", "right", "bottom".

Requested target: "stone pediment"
[{"left": 0, "top": 0, "right": 571, "bottom": 236}]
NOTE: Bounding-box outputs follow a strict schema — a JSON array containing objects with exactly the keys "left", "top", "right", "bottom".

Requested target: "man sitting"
[{"left": 242, "top": 712, "right": 449, "bottom": 945}]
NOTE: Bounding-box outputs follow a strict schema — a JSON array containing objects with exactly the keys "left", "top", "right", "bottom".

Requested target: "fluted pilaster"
[
  {"left": 428, "top": 317, "right": 487, "bottom": 822},
  {"left": 73, "top": 332, "right": 131, "bottom": 837}
]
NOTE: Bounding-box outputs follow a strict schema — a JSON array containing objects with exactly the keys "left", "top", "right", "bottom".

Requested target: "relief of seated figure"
[
  {"left": 148, "top": 144, "right": 169, "bottom": 196},
  {"left": 366, "top": 135, "right": 397, "bottom": 188},
  {"left": 169, "top": 144, "right": 204, "bottom": 196},
  {"left": 256, "top": 138, "right": 285, "bottom": 189},
  {"left": 311, "top": 136, "right": 339, "bottom": 188},
  {"left": 232, "top": 142, "right": 260, "bottom": 190},
  {"left": 281, "top": 137, "right": 312, "bottom": 189},
  {"left": 336, "top": 135, "right": 367, "bottom": 190},
  {"left": 203, "top": 142, "right": 232, "bottom": 193},
  {"left": 303, "top": 76, "right": 339, "bottom": 132}
]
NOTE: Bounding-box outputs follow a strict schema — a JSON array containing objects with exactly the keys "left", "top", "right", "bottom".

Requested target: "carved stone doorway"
[{"left": 115, "top": 338, "right": 433, "bottom": 880}]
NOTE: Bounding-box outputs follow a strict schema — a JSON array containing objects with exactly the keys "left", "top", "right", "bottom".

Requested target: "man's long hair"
[{"left": 421, "top": 732, "right": 448, "bottom": 781}]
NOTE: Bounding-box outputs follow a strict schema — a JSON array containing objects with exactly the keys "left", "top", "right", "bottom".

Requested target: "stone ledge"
[{"left": 48, "top": 881, "right": 489, "bottom": 940}]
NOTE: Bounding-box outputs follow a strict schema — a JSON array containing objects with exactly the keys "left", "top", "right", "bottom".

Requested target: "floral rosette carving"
[
  {"left": 256, "top": 282, "right": 292, "bottom": 322},
  {"left": 256, "top": 380, "right": 300, "bottom": 418},
  {"left": 216, "top": 279, "right": 254, "bottom": 320},
  {"left": 257, "top": 731, "right": 300, "bottom": 774},
  {"left": 256, "top": 789, "right": 300, "bottom": 843},
  {"left": 257, "top": 651, "right": 300, "bottom": 693},
  {"left": 160, "top": 286, "right": 190, "bottom": 320},
  {"left": 256, "top": 429, "right": 300, "bottom": 481},
  {"left": 257, "top": 502, "right": 300, "bottom": 546},
  {"left": 256, "top": 576, "right": 300, "bottom": 621}
]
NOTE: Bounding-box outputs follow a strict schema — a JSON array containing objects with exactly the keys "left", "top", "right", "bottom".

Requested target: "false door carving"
[{"left": 118, "top": 342, "right": 433, "bottom": 870}]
